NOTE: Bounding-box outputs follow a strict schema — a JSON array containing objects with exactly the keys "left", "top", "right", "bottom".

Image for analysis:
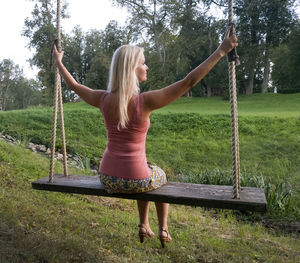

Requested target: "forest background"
[{"left": 0, "top": 0, "right": 299, "bottom": 110}]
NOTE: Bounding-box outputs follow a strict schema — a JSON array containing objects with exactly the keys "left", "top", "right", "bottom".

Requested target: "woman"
[{"left": 52, "top": 28, "right": 238, "bottom": 248}]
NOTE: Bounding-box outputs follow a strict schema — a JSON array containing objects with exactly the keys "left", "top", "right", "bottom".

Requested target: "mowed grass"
[
  {"left": 0, "top": 141, "right": 300, "bottom": 262},
  {"left": 157, "top": 93, "right": 300, "bottom": 117},
  {"left": 46, "top": 93, "right": 300, "bottom": 117}
]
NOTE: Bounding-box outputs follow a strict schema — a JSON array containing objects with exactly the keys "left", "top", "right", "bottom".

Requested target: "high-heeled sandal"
[
  {"left": 138, "top": 224, "right": 155, "bottom": 243},
  {"left": 159, "top": 228, "right": 172, "bottom": 248}
]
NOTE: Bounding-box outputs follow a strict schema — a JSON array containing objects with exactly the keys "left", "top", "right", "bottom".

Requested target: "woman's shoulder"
[
  {"left": 98, "top": 90, "right": 110, "bottom": 110},
  {"left": 137, "top": 92, "right": 147, "bottom": 102}
]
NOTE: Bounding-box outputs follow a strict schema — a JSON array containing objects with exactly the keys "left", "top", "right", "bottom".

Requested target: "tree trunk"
[
  {"left": 2, "top": 81, "right": 11, "bottom": 111},
  {"left": 246, "top": 52, "right": 256, "bottom": 95},
  {"left": 261, "top": 48, "right": 270, "bottom": 93},
  {"left": 206, "top": 21, "right": 213, "bottom": 98},
  {"left": 207, "top": 86, "right": 212, "bottom": 97},
  {"left": 246, "top": 67, "right": 255, "bottom": 95},
  {"left": 152, "top": 0, "right": 162, "bottom": 63},
  {"left": 184, "top": 90, "right": 192, "bottom": 97}
]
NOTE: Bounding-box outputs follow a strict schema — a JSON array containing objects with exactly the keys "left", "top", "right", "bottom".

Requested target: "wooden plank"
[{"left": 32, "top": 174, "right": 267, "bottom": 212}]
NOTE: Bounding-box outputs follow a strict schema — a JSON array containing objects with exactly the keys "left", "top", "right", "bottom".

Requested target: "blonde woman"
[{"left": 52, "top": 28, "right": 237, "bottom": 248}]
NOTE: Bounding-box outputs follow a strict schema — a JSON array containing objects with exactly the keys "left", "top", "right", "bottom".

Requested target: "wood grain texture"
[{"left": 32, "top": 174, "right": 267, "bottom": 212}]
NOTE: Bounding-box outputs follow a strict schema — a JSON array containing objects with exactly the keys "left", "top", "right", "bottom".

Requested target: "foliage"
[
  {"left": 20, "top": 0, "right": 299, "bottom": 103},
  {"left": 234, "top": 0, "right": 296, "bottom": 94},
  {"left": 0, "top": 59, "right": 42, "bottom": 110},
  {"left": 22, "top": 0, "right": 70, "bottom": 104},
  {"left": 271, "top": 21, "right": 300, "bottom": 93},
  {"left": 84, "top": 21, "right": 128, "bottom": 90}
]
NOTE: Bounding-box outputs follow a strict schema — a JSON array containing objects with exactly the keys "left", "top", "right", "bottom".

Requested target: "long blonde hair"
[{"left": 107, "top": 45, "right": 144, "bottom": 129}]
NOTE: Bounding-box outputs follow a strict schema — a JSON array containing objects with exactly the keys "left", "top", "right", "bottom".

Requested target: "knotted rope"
[
  {"left": 227, "top": 0, "right": 241, "bottom": 198},
  {"left": 49, "top": 0, "right": 68, "bottom": 182}
]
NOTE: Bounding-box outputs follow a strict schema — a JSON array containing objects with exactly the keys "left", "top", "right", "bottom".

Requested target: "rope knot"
[{"left": 50, "top": 39, "right": 59, "bottom": 69}]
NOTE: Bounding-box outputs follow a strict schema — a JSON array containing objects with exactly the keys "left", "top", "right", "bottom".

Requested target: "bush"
[{"left": 278, "top": 87, "right": 300, "bottom": 94}]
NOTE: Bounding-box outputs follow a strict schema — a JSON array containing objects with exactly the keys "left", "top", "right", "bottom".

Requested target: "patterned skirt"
[{"left": 99, "top": 163, "right": 167, "bottom": 194}]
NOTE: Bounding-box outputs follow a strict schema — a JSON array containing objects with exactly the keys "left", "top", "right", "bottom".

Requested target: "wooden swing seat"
[{"left": 32, "top": 174, "right": 267, "bottom": 212}]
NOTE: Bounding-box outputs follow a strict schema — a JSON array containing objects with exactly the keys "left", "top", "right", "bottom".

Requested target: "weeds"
[{"left": 178, "top": 169, "right": 296, "bottom": 217}]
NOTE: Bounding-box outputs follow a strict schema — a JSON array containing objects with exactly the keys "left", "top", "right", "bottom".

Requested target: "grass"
[
  {"left": 0, "top": 140, "right": 300, "bottom": 262},
  {"left": 157, "top": 93, "right": 300, "bottom": 117},
  {"left": 0, "top": 93, "right": 299, "bottom": 219},
  {"left": 0, "top": 93, "right": 300, "bottom": 262}
]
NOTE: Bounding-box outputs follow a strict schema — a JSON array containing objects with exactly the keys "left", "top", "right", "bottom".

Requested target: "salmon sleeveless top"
[{"left": 98, "top": 92, "right": 152, "bottom": 179}]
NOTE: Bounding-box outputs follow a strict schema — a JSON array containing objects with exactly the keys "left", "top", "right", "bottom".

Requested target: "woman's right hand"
[
  {"left": 52, "top": 44, "right": 64, "bottom": 64},
  {"left": 218, "top": 27, "right": 238, "bottom": 56}
]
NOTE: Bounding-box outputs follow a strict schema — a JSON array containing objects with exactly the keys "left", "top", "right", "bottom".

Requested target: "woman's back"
[{"left": 99, "top": 92, "right": 151, "bottom": 179}]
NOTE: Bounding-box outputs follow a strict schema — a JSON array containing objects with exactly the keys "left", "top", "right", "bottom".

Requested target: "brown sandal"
[
  {"left": 159, "top": 228, "right": 172, "bottom": 248},
  {"left": 138, "top": 224, "right": 155, "bottom": 243}
]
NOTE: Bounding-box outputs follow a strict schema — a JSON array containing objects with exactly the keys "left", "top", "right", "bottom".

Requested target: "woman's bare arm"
[{"left": 52, "top": 45, "right": 104, "bottom": 107}]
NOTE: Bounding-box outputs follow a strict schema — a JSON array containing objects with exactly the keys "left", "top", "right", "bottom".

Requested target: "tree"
[
  {"left": 113, "top": 0, "right": 172, "bottom": 83},
  {"left": 234, "top": 0, "right": 296, "bottom": 94},
  {"left": 84, "top": 21, "right": 127, "bottom": 90},
  {"left": 271, "top": 21, "right": 300, "bottom": 93},
  {"left": 0, "top": 59, "right": 42, "bottom": 110},
  {"left": 7, "top": 78, "right": 42, "bottom": 110},
  {"left": 22, "top": 0, "right": 69, "bottom": 104},
  {"left": 161, "top": 0, "right": 228, "bottom": 97},
  {"left": 0, "top": 59, "right": 22, "bottom": 110},
  {"left": 259, "top": 0, "right": 296, "bottom": 93},
  {"left": 62, "top": 26, "right": 85, "bottom": 101},
  {"left": 113, "top": 0, "right": 230, "bottom": 96},
  {"left": 234, "top": 0, "right": 264, "bottom": 94}
]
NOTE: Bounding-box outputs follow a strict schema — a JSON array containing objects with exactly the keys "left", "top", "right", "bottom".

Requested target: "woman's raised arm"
[
  {"left": 143, "top": 28, "right": 238, "bottom": 112},
  {"left": 52, "top": 45, "right": 104, "bottom": 108}
]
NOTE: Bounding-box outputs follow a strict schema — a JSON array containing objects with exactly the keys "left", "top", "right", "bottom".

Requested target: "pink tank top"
[{"left": 98, "top": 92, "right": 152, "bottom": 179}]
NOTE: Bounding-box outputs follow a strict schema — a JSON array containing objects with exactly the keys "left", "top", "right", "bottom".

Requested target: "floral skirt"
[{"left": 99, "top": 163, "right": 167, "bottom": 194}]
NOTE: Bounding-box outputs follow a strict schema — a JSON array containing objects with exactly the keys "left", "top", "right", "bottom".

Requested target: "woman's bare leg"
[
  {"left": 155, "top": 202, "right": 172, "bottom": 240},
  {"left": 137, "top": 200, "right": 150, "bottom": 226},
  {"left": 137, "top": 200, "right": 154, "bottom": 237}
]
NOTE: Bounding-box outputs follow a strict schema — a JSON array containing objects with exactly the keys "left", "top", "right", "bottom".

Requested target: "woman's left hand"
[
  {"left": 52, "top": 44, "right": 64, "bottom": 64},
  {"left": 218, "top": 28, "right": 238, "bottom": 56}
]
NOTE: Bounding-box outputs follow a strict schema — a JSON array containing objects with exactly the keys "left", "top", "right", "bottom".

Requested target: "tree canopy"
[{"left": 1, "top": 0, "right": 298, "bottom": 110}]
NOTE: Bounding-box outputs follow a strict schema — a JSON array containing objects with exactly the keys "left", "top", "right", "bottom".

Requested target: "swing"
[{"left": 32, "top": 0, "right": 267, "bottom": 212}]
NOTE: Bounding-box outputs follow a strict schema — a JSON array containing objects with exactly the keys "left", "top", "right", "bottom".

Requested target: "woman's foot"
[
  {"left": 159, "top": 228, "right": 172, "bottom": 248},
  {"left": 138, "top": 224, "right": 155, "bottom": 243}
]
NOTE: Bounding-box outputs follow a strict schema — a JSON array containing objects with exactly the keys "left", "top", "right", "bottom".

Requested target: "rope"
[
  {"left": 49, "top": 67, "right": 59, "bottom": 182},
  {"left": 49, "top": 0, "right": 68, "bottom": 182},
  {"left": 228, "top": 0, "right": 241, "bottom": 198}
]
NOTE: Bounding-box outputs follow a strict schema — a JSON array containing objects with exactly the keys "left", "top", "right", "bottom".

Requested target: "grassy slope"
[
  {"left": 0, "top": 93, "right": 299, "bottom": 217},
  {"left": 0, "top": 93, "right": 300, "bottom": 262},
  {"left": 0, "top": 141, "right": 300, "bottom": 262}
]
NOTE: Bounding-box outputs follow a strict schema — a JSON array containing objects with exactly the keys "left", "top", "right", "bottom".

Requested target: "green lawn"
[
  {"left": 156, "top": 93, "right": 300, "bottom": 117},
  {"left": 45, "top": 93, "right": 300, "bottom": 117}
]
